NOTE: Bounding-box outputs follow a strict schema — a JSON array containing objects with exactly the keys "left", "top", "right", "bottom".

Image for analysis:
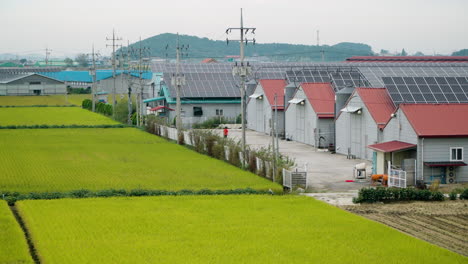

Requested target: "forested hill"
[{"left": 119, "top": 33, "right": 374, "bottom": 62}]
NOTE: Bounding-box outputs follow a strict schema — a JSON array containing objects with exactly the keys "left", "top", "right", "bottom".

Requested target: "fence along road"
[{"left": 216, "top": 129, "right": 372, "bottom": 193}]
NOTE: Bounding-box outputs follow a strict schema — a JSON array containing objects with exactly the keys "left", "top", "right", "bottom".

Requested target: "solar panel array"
[
  {"left": 285, "top": 68, "right": 369, "bottom": 90},
  {"left": 382, "top": 77, "right": 468, "bottom": 104},
  {"left": 162, "top": 72, "right": 239, "bottom": 98},
  {"left": 153, "top": 62, "right": 468, "bottom": 102},
  {"left": 358, "top": 66, "right": 468, "bottom": 87},
  {"left": 286, "top": 70, "right": 331, "bottom": 83}
]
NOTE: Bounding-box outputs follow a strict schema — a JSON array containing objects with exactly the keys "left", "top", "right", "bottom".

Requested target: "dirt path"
[{"left": 343, "top": 201, "right": 468, "bottom": 256}]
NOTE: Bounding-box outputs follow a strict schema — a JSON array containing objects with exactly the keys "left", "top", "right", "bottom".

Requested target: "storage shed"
[
  {"left": 285, "top": 83, "right": 335, "bottom": 148},
  {"left": 0, "top": 72, "right": 66, "bottom": 95},
  {"left": 247, "top": 79, "right": 287, "bottom": 135},
  {"left": 335, "top": 88, "right": 396, "bottom": 159},
  {"left": 378, "top": 104, "right": 468, "bottom": 183}
]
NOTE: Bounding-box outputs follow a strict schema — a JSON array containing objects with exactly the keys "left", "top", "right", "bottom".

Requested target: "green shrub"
[
  {"left": 354, "top": 187, "right": 445, "bottom": 203},
  {"left": 0, "top": 188, "right": 272, "bottom": 204},
  {"left": 460, "top": 188, "right": 468, "bottom": 200},
  {"left": 212, "top": 143, "right": 225, "bottom": 160},
  {"left": 82, "top": 99, "right": 112, "bottom": 116},
  {"left": 192, "top": 116, "right": 237, "bottom": 129},
  {"left": 449, "top": 191, "right": 457, "bottom": 200}
]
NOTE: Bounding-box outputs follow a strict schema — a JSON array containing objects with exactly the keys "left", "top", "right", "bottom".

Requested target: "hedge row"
[
  {"left": 82, "top": 99, "right": 112, "bottom": 116},
  {"left": 353, "top": 187, "right": 445, "bottom": 203},
  {"left": 0, "top": 105, "right": 78, "bottom": 108},
  {"left": 1, "top": 188, "right": 273, "bottom": 205},
  {"left": 0, "top": 124, "right": 130, "bottom": 129}
]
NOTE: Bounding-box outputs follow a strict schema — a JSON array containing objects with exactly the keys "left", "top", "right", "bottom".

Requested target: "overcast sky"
[{"left": 1, "top": 0, "right": 467, "bottom": 57}]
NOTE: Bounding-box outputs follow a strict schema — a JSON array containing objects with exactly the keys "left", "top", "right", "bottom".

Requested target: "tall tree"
[
  {"left": 400, "top": 49, "right": 408, "bottom": 56},
  {"left": 75, "top": 54, "right": 89, "bottom": 67},
  {"left": 64, "top": 57, "right": 74, "bottom": 67}
]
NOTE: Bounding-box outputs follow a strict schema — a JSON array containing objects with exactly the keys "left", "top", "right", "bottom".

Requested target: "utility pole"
[
  {"left": 226, "top": 8, "right": 256, "bottom": 168},
  {"left": 132, "top": 37, "right": 151, "bottom": 127},
  {"left": 106, "top": 29, "right": 122, "bottom": 117},
  {"left": 316, "top": 30, "right": 320, "bottom": 46},
  {"left": 271, "top": 93, "right": 278, "bottom": 182},
  {"left": 171, "top": 33, "right": 188, "bottom": 144},
  {"left": 88, "top": 45, "right": 100, "bottom": 112},
  {"left": 45, "top": 47, "right": 52, "bottom": 66},
  {"left": 125, "top": 41, "right": 133, "bottom": 125},
  {"left": 320, "top": 49, "right": 325, "bottom": 62}
]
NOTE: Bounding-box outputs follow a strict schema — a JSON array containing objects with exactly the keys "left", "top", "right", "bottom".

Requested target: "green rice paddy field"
[
  {"left": 0, "top": 201, "right": 33, "bottom": 264},
  {"left": 17, "top": 196, "right": 466, "bottom": 264},
  {"left": 0, "top": 107, "right": 119, "bottom": 126},
  {"left": 0, "top": 94, "right": 90, "bottom": 106},
  {"left": 0, "top": 128, "right": 280, "bottom": 193}
]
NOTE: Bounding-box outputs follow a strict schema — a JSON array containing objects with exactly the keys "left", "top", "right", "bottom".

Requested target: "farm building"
[
  {"left": 0, "top": 72, "right": 66, "bottom": 95},
  {"left": 146, "top": 64, "right": 242, "bottom": 127},
  {"left": 285, "top": 83, "right": 335, "bottom": 148},
  {"left": 335, "top": 88, "right": 396, "bottom": 159},
  {"left": 247, "top": 79, "right": 286, "bottom": 135},
  {"left": 39, "top": 70, "right": 153, "bottom": 95},
  {"left": 97, "top": 71, "right": 153, "bottom": 97},
  {"left": 371, "top": 104, "right": 468, "bottom": 184}
]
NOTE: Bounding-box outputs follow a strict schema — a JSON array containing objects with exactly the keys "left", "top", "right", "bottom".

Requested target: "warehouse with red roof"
[
  {"left": 370, "top": 103, "right": 468, "bottom": 184},
  {"left": 247, "top": 79, "right": 287, "bottom": 135},
  {"left": 285, "top": 82, "right": 335, "bottom": 147},
  {"left": 335, "top": 87, "right": 396, "bottom": 160}
]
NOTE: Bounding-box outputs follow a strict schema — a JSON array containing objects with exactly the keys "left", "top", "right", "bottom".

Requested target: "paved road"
[{"left": 219, "top": 129, "right": 372, "bottom": 193}]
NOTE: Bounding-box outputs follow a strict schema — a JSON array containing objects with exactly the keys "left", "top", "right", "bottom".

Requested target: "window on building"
[
  {"left": 193, "top": 107, "right": 203, "bottom": 116},
  {"left": 216, "top": 109, "right": 224, "bottom": 116},
  {"left": 29, "top": 81, "right": 41, "bottom": 85},
  {"left": 450, "top": 147, "right": 463, "bottom": 161}
]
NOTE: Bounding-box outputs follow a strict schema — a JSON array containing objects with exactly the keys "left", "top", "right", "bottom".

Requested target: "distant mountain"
[
  {"left": 119, "top": 33, "right": 374, "bottom": 62},
  {"left": 0, "top": 53, "right": 45, "bottom": 60},
  {"left": 452, "top": 49, "right": 468, "bottom": 56}
]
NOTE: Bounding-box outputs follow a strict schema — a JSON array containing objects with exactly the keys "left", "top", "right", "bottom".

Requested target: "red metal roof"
[
  {"left": 150, "top": 106, "right": 174, "bottom": 111},
  {"left": 368, "top": 140, "right": 416, "bottom": 153},
  {"left": 259, "top": 79, "right": 287, "bottom": 110},
  {"left": 201, "top": 58, "right": 217, "bottom": 63},
  {"left": 346, "top": 56, "right": 468, "bottom": 63},
  {"left": 356, "top": 88, "right": 396, "bottom": 129},
  {"left": 301, "top": 83, "right": 335, "bottom": 118},
  {"left": 400, "top": 104, "right": 468, "bottom": 137},
  {"left": 424, "top": 161, "right": 467, "bottom": 167}
]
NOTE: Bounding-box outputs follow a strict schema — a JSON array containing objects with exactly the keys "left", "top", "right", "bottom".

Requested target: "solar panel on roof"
[{"left": 382, "top": 76, "right": 468, "bottom": 105}]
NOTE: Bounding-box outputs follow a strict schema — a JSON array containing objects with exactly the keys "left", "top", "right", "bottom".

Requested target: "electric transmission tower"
[
  {"left": 106, "top": 29, "right": 122, "bottom": 117},
  {"left": 88, "top": 45, "right": 100, "bottom": 112},
  {"left": 170, "top": 33, "right": 189, "bottom": 144},
  {"left": 226, "top": 8, "right": 256, "bottom": 167}
]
